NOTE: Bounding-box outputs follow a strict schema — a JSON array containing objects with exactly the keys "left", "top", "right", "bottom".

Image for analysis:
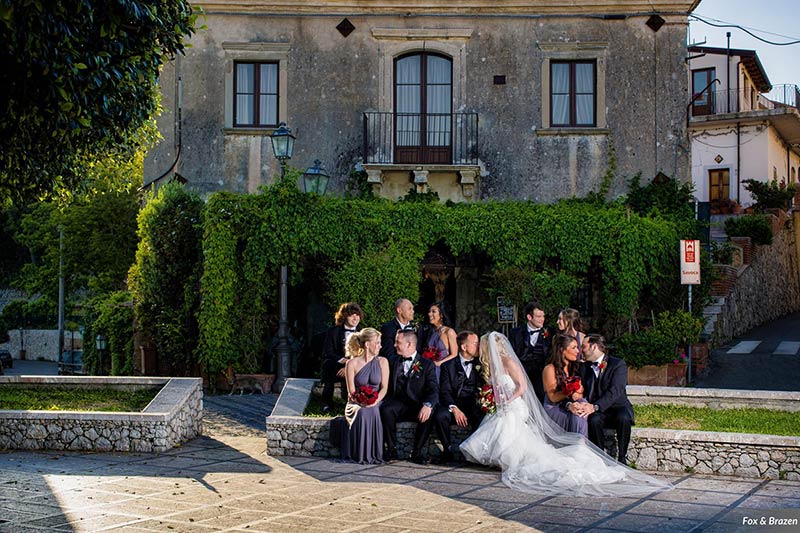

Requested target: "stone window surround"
[
  {"left": 538, "top": 41, "right": 608, "bottom": 133},
  {"left": 222, "top": 42, "right": 290, "bottom": 133}
]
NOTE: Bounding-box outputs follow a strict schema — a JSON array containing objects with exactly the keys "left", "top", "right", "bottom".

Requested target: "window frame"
[
  {"left": 549, "top": 60, "right": 597, "bottom": 128},
  {"left": 233, "top": 60, "right": 280, "bottom": 128}
]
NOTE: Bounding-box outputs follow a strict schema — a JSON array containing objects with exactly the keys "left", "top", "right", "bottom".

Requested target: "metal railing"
[
  {"left": 691, "top": 84, "right": 800, "bottom": 117},
  {"left": 363, "top": 112, "right": 479, "bottom": 165}
]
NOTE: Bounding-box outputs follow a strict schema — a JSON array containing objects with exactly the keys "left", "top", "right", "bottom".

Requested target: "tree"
[{"left": 0, "top": 0, "right": 198, "bottom": 203}]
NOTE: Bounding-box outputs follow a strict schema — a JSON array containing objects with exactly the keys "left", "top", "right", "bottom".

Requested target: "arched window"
[{"left": 394, "top": 52, "right": 453, "bottom": 164}]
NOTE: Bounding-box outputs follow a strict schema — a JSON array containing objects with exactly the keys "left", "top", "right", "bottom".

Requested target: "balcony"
[
  {"left": 691, "top": 84, "right": 800, "bottom": 117},
  {"left": 362, "top": 112, "right": 480, "bottom": 201}
]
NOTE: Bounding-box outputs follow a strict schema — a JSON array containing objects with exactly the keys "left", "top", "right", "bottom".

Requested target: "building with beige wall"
[{"left": 145, "top": 0, "right": 700, "bottom": 203}]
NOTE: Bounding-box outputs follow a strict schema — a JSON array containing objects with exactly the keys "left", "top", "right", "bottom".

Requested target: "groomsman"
[
  {"left": 433, "top": 331, "right": 485, "bottom": 464},
  {"left": 380, "top": 330, "right": 439, "bottom": 464},
  {"left": 572, "top": 334, "right": 634, "bottom": 465},
  {"left": 379, "top": 298, "right": 416, "bottom": 359},
  {"left": 509, "top": 301, "right": 550, "bottom": 402},
  {"left": 320, "top": 302, "right": 363, "bottom": 412}
]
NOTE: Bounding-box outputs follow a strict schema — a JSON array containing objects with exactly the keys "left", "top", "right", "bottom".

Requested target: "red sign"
[
  {"left": 680, "top": 240, "right": 701, "bottom": 285},
  {"left": 684, "top": 240, "right": 695, "bottom": 263}
]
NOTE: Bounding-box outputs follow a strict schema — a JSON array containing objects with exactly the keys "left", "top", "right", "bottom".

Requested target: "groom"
[
  {"left": 509, "top": 301, "right": 550, "bottom": 403},
  {"left": 433, "top": 330, "right": 485, "bottom": 464},
  {"left": 571, "top": 334, "right": 634, "bottom": 464}
]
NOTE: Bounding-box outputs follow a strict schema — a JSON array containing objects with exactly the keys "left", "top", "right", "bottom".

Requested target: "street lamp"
[
  {"left": 302, "top": 159, "right": 330, "bottom": 195},
  {"left": 95, "top": 334, "right": 108, "bottom": 375},
  {"left": 270, "top": 122, "right": 296, "bottom": 173},
  {"left": 269, "top": 123, "right": 296, "bottom": 392}
]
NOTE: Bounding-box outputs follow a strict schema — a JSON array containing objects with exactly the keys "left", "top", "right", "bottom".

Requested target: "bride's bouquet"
[
  {"left": 477, "top": 384, "right": 496, "bottom": 415},
  {"left": 563, "top": 376, "right": 582, "bottom": 396}
]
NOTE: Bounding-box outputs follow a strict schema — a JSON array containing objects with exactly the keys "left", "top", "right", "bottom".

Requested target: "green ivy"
[
  {"left": 193, "top": 176, "right": 691, "bottom": 375},
  {"left": 82, "top": 291, "right": 134, "bottom": 375}
]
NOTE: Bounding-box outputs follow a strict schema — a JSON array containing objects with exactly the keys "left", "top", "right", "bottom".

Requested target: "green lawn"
[
  {"left": 633, "top": 404, "right": 800, "bottom": 436},
  {"left": 0, "top": 387, "right": 159, "bottom": 412},
  {"left": 305, "top": 399, "right": 800, "bottom": 436}
]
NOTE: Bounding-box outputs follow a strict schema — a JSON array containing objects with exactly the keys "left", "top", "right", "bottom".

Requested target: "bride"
[{"left": 460, "top": 332, "right": 671, "bottom": 497}]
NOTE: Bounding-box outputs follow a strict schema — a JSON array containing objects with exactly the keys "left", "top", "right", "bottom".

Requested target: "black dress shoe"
[
  {"left": 409, "top": 453, "right": 428, "bottom": 465},
  {"left": 322, "top": 404, "right": 331, "bottom": 413},
  {"left": 434, "top": 452, "right": 454, "bottom": 465},
  {"left": 384, "top": 449, "right": 398, "bottom": 462}
]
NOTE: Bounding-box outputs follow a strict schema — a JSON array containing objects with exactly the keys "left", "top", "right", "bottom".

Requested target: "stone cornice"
[
  {"left": 371, "top": 28, "right": 473, "bottom": 40},
  {"left": 198, "top": 1, "right": 699, "bottom": 16}
]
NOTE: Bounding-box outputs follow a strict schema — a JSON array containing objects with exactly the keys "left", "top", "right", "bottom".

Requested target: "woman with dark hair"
[
  {"left": 424, "top": 301, "right": 458, "bottom": 379},
  {"left": 340, "top": 327, "right": 389, "bottom": 463},
  {"left": 557, "top": 308, "right": 586, "bottom": 358},
  {"left": 542, "top": 334, "right": 588, "bottom": 436}
]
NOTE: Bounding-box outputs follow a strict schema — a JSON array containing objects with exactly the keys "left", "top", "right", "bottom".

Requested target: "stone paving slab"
[{"left": 2, "top": 394, "right": 800, "bottom": 532}]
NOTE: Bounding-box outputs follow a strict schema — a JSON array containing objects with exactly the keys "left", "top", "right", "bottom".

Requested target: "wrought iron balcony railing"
[
  {"left": 691, "top": 84, "right": 800, "bottom": 117},
  {"left": 363, "top": 112, "right": 479, "bottom": 165}
]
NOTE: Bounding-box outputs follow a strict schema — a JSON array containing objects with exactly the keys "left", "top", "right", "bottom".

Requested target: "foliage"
[
  {"left": 399, "top": 187, "right": 440, "bottom": 203},
  {"left": 724, "top": 214, "right": 773, "bottom": 246},
  {"left": 344, "top": 169, "right": 374, "bottom": 200},
  {"left": 82, "top": 291, "right": 134, "bottom": 376},
  {"left": 743, "top": 178, "right": 797, "bottom": 211},
  {"left": 0, "top": 205, "right": 27, "bottom": 285},
  {"left": 710, "top": 241, "right": 735, "bottom": 265},
  {"left": 490, "top": 268, "right": 581, "bottom": 321},
  {"left": 0, "top": 1, "right": 199, "bottom": 203},
  {"left": 613, "top": 310, "right": 703, "bottom": 368},
  {"left": 129, "top": 182, "right": 203, "bottom": 376},
  {"left": 626, "top": 173, "right": 695, "bottom": 221},
  {"left": 18, "top": 191, "right": 139, "bottom": 297},
  {"left": 193, "top": 178, "right": 690, "bottom": 376},
  {"left": 633, "top": 405, "right": 800, "bottom": 436},
  {"left": 0, "top": 386, "right": 158, "bottom": 412}
]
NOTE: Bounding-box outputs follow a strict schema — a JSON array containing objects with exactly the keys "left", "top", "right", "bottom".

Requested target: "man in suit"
[
  {"left": 433, "top": 330, "right": 485, "bottom": 464},
  {"left": 571, "top": 334, "right": 634, "bottom": 464},
  {"left": 509, "top": 301, "right": 550, "bottom": 403},
  {"left": 320, "top": 302, "right": 363, "bottom": 412},
  {"left": 380, "top": 330, "right": 439, "bottom": 464},
  {"left": 379, "top": 298, "right": 416, "bottom": 359}
]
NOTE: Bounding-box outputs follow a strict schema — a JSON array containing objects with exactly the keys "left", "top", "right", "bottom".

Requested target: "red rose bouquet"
[
  {"left": 422, "top": 346, "right": 442, "bottom": 361},
  {"left": 563, "top": 376, "right": 582, "bottom": 396},
  {"left": 351, "top": 385, "right": 379, "bottom": 406},
  {"left": 477, "top": 384, "right": 496, "bottom": 415}
]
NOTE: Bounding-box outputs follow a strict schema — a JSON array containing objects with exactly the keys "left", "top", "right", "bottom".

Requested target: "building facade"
[
  {"left": 688, "top": 45, "right": 800, "bottom": 209},
  {"left": 145, "top": 0, "right": 699, "bottom": 203}
]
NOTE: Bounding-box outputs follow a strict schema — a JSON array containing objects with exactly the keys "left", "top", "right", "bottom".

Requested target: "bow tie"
[
  {"left": 591, "top": 361, "right": 601, "bottom": 368},
  {"left": 344, "top": 328, "right": 356, "bottom": 332},
  {"left": 529, "top": 328, "right": 542, "bottom": 334},
  {"left": 399, "top": 356, "right": 413, "bottom": 362},
  {"left": 462, "top": 359, "right": 475, "bottom": 366}
]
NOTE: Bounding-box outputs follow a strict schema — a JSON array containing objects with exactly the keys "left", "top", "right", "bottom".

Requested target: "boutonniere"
[
  {"left": 410, "top": 361, "right": 422, "bottom": 375},
  {"left": 598, "top": 360, "right": 607, "bottom": 373},
  {"left": 542, "top": 329, "right": 550, "bottom": 339}
]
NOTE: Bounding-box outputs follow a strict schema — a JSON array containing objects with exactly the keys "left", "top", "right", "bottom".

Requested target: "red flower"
[
  {"left": 477, "top": 384, "right": 496, "bottom": 415},
  {"left": 598, "top": 360, "right": 607, "bottom": 372},
  {"left": 351, "top": 385, "right": 379, "bottom": 406},
  {"left": 410, "top": 361, "right": 422, "bottom": 375},
  {"left": 542, "top": 329, "right": 549, "bottom": 339},
  {"left": 563, "top": 376, "right": 582, "bottom": 395},
  {"left": 422, "top": 346, "right": 442, "bottom": 361}
]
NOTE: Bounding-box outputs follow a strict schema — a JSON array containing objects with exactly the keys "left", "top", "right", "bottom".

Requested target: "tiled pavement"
[{"left": 2, "top": 394, "right": 800, "bottom": 532}]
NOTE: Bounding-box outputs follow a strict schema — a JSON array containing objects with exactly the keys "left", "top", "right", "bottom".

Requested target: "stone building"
[{"left": 145, "top": 0, "right": 699, "bottom": 203}]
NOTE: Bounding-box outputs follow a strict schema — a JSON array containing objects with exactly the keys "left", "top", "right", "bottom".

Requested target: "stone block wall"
[
  {"left": 712, "top": 214, "right": 800, "bottom": 345},
  {"left": 0, "top": 377, "right": 202, "bottom": 452},
  {"left": 0, "top": 329, "right": 82, "bottom": 362}
]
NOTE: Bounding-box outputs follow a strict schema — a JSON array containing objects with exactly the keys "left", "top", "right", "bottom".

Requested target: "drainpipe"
[
  {"left": 726, "top": 32, "right": 731, "bottom": 113},
  {"left": 736, "top": 60, "right": 742, "bottom": 204}
]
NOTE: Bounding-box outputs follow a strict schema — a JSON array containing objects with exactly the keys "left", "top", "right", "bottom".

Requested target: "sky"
[{"left": 690, "top": 0, "right": 800, "bottom": 90}]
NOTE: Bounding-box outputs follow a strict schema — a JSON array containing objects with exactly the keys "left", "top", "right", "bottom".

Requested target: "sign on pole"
[
  {"left": 680, "top": 240, "right": 701, "bottom": 285},
  {"left": 496, "top": 297, "right": 517, "bottom": 324}
]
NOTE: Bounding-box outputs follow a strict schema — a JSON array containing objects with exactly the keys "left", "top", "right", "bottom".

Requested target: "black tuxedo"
[
  {"left": 434, "top": 356, "right": 485, "bottom": 455},
  {"left": 320, "top": 324, "right": 362, "bottom": 405},
  {"left": 578, "top": 355, "right": 635, "bottom": 463},
  {"left": 380, "top": 353, "right": 439, "bottom": 458},
  {"left": 509, "top": 325, "right": 551, "bottom": 402},
  {"left": 379, "top": 318, "right": 416, "bottom": 359}
]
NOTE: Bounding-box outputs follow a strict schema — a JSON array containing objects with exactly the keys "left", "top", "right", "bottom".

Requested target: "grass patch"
[
  {"left": 634, "top": 404, "right": 800, "bottom": 436},
  {"left": 0, "top": 386, "right": 159, "bottom": 412},
  {"left": 304, "top": 395, "right": 346, "bottom": 417}
]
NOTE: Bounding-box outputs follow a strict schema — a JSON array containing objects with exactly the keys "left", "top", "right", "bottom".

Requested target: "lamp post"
[
  {"left": 302, "top": 159, "right": 330, "bottom": 195},
  {"left": 270, "top": 123, "right": 296, "bottom": 392},
  {"left": 95, "top": 334, "right": 108, "bottom": 375}
]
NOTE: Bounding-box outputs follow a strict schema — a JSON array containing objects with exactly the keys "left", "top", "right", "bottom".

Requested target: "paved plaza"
[{"left": 1, "top": 395, "right": 800, "bottom": 532}]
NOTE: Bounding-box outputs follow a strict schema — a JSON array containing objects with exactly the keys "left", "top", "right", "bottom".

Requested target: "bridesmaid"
[
  {"left": 542, "top": 334, "right": 588, "bottom": 436},
  {"left": 557, "top": 308, "right": 586, "bottom": 360},
  {"left": 340, "top": 328, "right": 389, "bottom": 463},
  {"left": 425, "top": 301, "right": 458, "bottom": 379}
]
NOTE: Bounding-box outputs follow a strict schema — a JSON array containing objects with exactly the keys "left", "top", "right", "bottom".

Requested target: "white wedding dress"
[{"left": 460, "top": 332, "right": 671, "bottom": 497}]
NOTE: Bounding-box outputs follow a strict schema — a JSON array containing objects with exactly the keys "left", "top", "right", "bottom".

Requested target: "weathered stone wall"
[
  {"left": 712, "top": 214, "right": 800, "bottom": 345},
  {"left": 0, "top": 377, "right": 203, "bottom": 452},
  {"left": 0, "top": 329, "right": 83, "bottom": 362},
  {"left": 628, "top": 429, "right": 800, "bottom": 480},
  {"left": 147, "top": 3, "right": 691, "bottom": 201}
]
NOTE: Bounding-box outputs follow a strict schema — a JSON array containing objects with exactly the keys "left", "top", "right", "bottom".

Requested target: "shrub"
[
  {"left": 710, "top": 241, "right": 735, "bottom": 265},
  {"left": 724, "top": 214, "right": 773, "bottom": 245},
  {"left": 743, "top": 178, "right": 796, "bottom": 210},
  {"left": 613, "top": 310, "right": 703, "bottom": 368}
]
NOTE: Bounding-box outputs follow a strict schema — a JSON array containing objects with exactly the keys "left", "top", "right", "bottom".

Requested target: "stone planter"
[
  {"left": 628, "top": 363, "right": 687, "bottom": 387},
  {"left": 690, "top": 342, "right": 709, "bottom": 373}
]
